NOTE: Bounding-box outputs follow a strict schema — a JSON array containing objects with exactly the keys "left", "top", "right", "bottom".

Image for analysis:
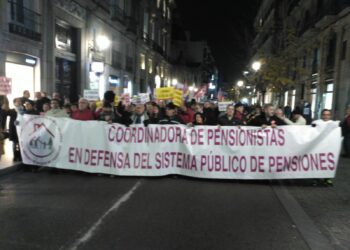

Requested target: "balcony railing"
[
  {"left": 110, "top": 4, "right": 126, "bottom": 23},
  {"left": 8, "top": 0, "right": 41, "bottom": 41}
]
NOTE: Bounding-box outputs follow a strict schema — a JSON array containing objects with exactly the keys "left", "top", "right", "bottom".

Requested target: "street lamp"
[
  {"left": 172, "top": 78, "right": 178, "bottom": 86},
  {"left": 252, "top": 61, "right": 261, "bottom": 72},
  {"left": 96, "top": 35, "right": 111, "bottom": 51},
  {"left": 237, "top": 80, "right": 244, "bottom": 87}
]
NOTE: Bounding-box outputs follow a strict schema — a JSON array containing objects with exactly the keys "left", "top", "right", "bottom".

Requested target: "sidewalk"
[
  {"left": 284, "top": 157, "right": 350, "bottom": 250},
  {"left": 0, "top": 140, "right": 21, "bottom": 176}
]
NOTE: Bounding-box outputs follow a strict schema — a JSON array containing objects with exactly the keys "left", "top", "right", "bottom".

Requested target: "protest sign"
[
  {"left": 0, "top": 77, "right": 12, "bottom": 95},
  {"left": 173, "top": 89, "right": 183, "bottom": 107},
  {"left": 83, "top": 89, "right": 100, "bottom": 101},
  {"left": 155, "top": 87, "right": 174, "bottom": 100},
  {"left": 218, "top": 102, "right": 233, "bottom": 112}
]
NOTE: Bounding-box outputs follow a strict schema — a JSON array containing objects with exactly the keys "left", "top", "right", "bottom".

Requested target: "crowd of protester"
[{"left": 0, "top": 89, "right": 349, "bottom": 185}]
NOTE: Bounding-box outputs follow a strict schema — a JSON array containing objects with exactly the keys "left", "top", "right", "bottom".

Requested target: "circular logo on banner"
[{"left": 21, "top": 116, "right": 63, "bottom": 165}]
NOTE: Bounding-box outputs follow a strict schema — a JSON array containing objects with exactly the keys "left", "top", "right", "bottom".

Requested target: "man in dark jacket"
[
  {"left": 218, "top": 104, "right": 242, "bottom": 126},
  {"left": 248, "top": 103, "right": 286, "bottom": 127},
  {"left": 158, "top": 102, "right": 184, "bottom": 125},
  {"left": 233, "top": 102, "right": 246, "bottom": 125},
  {"left": 203, "top": 101, "right": 218, "bottom": 125}
]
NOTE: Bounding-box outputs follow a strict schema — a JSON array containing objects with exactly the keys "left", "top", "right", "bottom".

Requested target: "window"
[
  {"left": 148, "top": 59, "right": 153, "bottom": 74},
  {"left": 160, "top": 66, "right": 164, "bottom": 77},
  {"left": 323, "top": 82, "right": 334, "bottom": 110},
  {"left": 140, "top": 54, "right": 145, "bottom": 70},
  {"left": 284, "top": 91, "right": 289, "bottom": 107},
  {"left": 167, "top": 7, "right": 171, "bottom": 20},
  {"left": 112, "top": 50, "right": 122, "bottom": 69},
  {"left": 310, "top": 85, "right": 317, "bottom": 118},
  {"left": 326, "top": 34, "right": 337, "bottom": 69},
  {"left": 143, "top": 12, "right": 149, "bottom": 38},
  {"left": 341, "top": 40, "right": 347, "bottom": 60},
  {"left": 291, "top": 89, "right": 296, "bottom": 109},
  {"left": 55, "top": 23, "right": 77, "bottom": 53},
  {"left": 163, "top": 0, "right": 167, "bottom": 17},
  {"left": 150, "top": 22, "right": 155, "bottom": 41},
  {"left": 312, "top": 48, "right": 319, "bottom": 74}
]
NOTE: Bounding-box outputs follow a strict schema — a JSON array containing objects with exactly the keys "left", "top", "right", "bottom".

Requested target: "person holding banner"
[
  {"left": 23, "top": 101, "right": 39, "bottom": 115},
  {"left": 71, "top": 98, "right": 95, "bottom": 121},
  {"left": 8, "top": 98, "right": 22, "bottom": 161},
  {"left": 203, "top": 101, "right": 218, "bottom": 125},
  {"left": 45, "top": 99, "right": 69, "bottom": 118},
  {"left": 311, "top": 109, "right": 338, "bottom": 186},
  {"left": 178, "top": 104, "right": 195, "bottom": 125},
  {"left": 96, "top": 102, "right": 115, "bottom": 124},
  {"left": 193, "top": 112, "right": 206, "bottom": 126},
  {"left": 158, "top": 102, "right": 184, "bottom": 125},
  {"left": 131, "top": 103, "right": 150, "bottom": 126},
  {"left": 234, "top": 102, "right": 247, "bottom": 125},
  {"left": 148, "top": 103, "right": 163, "bottom": 124},
  {"left": 341, "top": 106, "right": 350, "bottom": 158},
  {"left": 280, "top": 108, "right": 306, "bottom": 125},
  {"left": 248, "top": 103, "right": 286, "bottom": 127},
  {"left": 218, "top": 104, "right": 242, "bottom": 126}
]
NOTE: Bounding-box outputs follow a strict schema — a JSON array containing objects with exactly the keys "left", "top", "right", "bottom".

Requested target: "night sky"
[{"left": 174, "top": 0, "right": 260, "bottom": 87}]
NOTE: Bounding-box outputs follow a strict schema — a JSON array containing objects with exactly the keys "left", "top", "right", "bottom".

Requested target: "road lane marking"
[{"left": 67, "top": 181, "right": 142, "bottom": 250}]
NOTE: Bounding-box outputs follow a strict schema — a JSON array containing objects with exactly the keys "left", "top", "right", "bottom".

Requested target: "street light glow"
[
  {"left": 252, "top": 61, "right": 261, "bottom": 71},
  {"left": 237, "top": 80, "right": 244, "bottom": 87},
  {"left": 172, "top": 79, "right": 178, "bottom": 86},
  {"left": 155, "top": 75, "right": 161, "bottom": 88},
  {"left": 96, "top": 35, "right": 111, "bottom": 50}
]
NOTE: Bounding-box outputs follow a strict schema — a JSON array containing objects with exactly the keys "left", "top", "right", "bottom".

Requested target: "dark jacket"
[
  {"left": 218, "top": 115, "right": 242, "bottom": 126},
  {"left": 8, "top": 109, "right": 18, "bottom": 142},
  {"left": 35, "top": 97, "right": 51, "bottom": 112},
  {"left": 158, "top": 115, "right": 184, "bottom": 125},
  {"left": 248, "top": 113, "right": 286, "bottom": 126},
  {"left": 203, "top": 108, "right": 219, "bottom": 125}
]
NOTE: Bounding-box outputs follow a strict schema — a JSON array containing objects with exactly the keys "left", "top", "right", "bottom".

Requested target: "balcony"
[
  {"left": 110, "top": 4, "right": 126, "bottom": 23},
  {"left": 8, "top": 0, "right": 41, "bottom": 41}
]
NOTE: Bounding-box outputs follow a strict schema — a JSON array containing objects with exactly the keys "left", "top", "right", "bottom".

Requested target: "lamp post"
[{"left": 252, "top": 61, "right": 261, "bottom": 72}]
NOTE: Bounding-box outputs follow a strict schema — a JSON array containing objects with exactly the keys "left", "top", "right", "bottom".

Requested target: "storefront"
[{"left": 5, "top": 52, "right": 40, "bottom": 108}]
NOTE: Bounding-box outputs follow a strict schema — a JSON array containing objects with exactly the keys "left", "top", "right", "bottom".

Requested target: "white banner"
[{"left": 17, "top": 115, "right": 342, "bottom": 179}]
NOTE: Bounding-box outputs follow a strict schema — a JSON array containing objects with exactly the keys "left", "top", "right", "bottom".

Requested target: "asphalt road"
[{"left": 0, "top": 168, "right": 311, "bottom": 250}]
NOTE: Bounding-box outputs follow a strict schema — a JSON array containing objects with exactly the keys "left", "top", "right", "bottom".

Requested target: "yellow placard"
[
  {"left": 173, "top": 89, "right": 183, "bottom": 107},
  {"left": 95, "top": 101, "right": 103, "bottom": 109},
  {"left": 114, "top": 95, "right": 119, "bottom": 105},
  {"left": 155, "top": 87, "right": 174, "bottom": 100}
]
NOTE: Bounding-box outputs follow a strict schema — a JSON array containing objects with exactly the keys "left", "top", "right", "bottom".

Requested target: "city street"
[{"left": 1, "top": 158, "right": 349, "bottom": 250}]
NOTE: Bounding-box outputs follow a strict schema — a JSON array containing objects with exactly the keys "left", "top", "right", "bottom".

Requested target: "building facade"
[
  {"left": 0, "top": 0, "right": 194, "bottom": 106},
  {"left": 252, "top": 0, "right": 350, "bottom": 119}
]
